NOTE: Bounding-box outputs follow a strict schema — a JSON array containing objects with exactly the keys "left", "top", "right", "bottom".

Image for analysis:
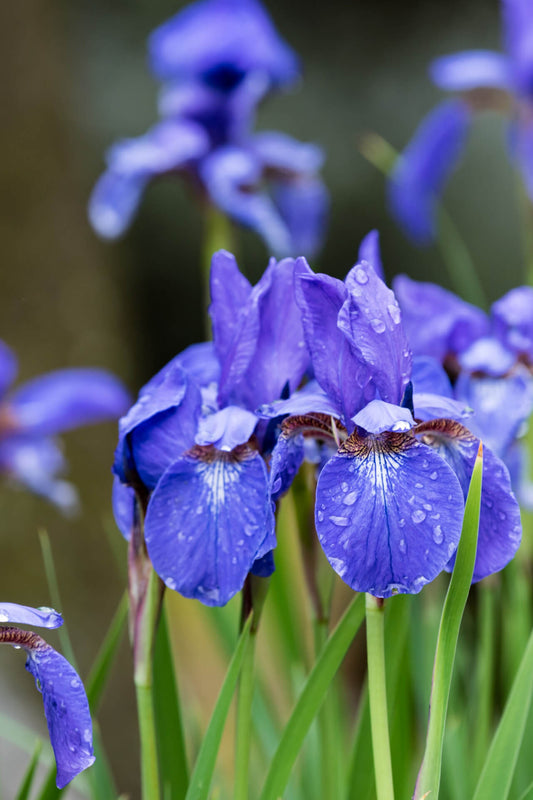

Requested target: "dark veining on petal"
[
  {"left": 0, "top": 627, "right": 48, "bottom": 651},
  {"left": 340, "top": 428, "right": 415, "bottom": 457},
  {"left": 281, "top": 413, "right": 346, "bottom": 442},
  {"left": 187, "top": 441, "right": 259, "bottom": 464},
  {"left": 415, "top": 418, "right": 474, "bottom": 446}
]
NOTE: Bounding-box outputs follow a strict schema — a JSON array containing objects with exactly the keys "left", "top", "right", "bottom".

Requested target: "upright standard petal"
[
  {"left": 338, "top": 261, "right": 412, "bottom": 408},
  {"left": 415, "top": 419, "right": 522, "bottom": 581},
  {"left": 393, "top": 274, "right": 489, "bottom": 360},
  {"left": 458, "top": 337, "right": 515, "bottom": 375},
  {"left": 10, "top": 369, "right": 130, "bottom": 437},
  {"left": 89, "top": 120, "right": 209, "bottom": 239},
  {"left": 0, "top": 603, "right": 63, "bottom": 629},
  {"left": 144, "top": 444, "right": 275, "bottom": 605},
  {"left": 315, "top": 430, "right": 464, "bottom": 597},
  {"left": 388, "top": 100, "right": 471, "bottom": 245},
  {"left": 0, "top": 340, "right": 17, "bottom": 397},
  {"left": 357, "top": 230, "right": 384, "bottom": 281},
  {"left": 430, "top": 50, "right": 511, "bottom": 92},
  {"left": 411, "top": 356, "right": 454, "bottom": 397},
  {"left": 209, "top": 250, "right": 253, "bottom": 365},
  {"left": 148, "top": 0, "right": 299, "bottom": 88},
  {"left": 270, "top": 176, "right": 329, "bottom": 258}
]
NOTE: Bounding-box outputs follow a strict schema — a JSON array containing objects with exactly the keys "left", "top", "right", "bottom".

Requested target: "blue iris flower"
[
  {"left": 0, "top": 602, "right": 94, "bottom": 788},
  {"left": 394, "top": 274, "right": 533, "bottom": 508},
  {"left": 89, "top": 0, "right": 328, "bottom": 257},
  {"left": 388, "top": 0, "right": 533, "bottom": 244},
  {"left": 113, "top": 250, "right": 310, "bottom": 605},
  {"left": 260, "top": 255, "right": 521, "bottom": 597},
  {"left": 0, "top": 341, "right": 130, "bottom": 511}
]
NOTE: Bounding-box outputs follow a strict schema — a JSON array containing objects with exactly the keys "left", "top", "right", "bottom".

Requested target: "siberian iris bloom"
[
  {"left": 260, "top": 256, "right": 521, "bottom": 596},
  {"left": 113, "top": 250, "right": 310, "bottom": 605},
  {"left": 0, "top": 340, "right": 130, "bottom": 511},
  {"left": 388, "top": 0, "right": 533, "bottom": 244},
  {"left": 0, "top": 602, "right": 94, "bottom": 788},
  {"left": 88, "top": 0, "right": 328, "bottom": 257},
  {"left": 394, "top": 274, "right": 533, "bottom": 506}
]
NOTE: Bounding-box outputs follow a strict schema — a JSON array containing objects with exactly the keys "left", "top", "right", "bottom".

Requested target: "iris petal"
[
  {"left": 492, "top": 285, "right": 533, "bottom": 359},
  {"left": 388, "top": 100, "right": 471, "bottom": 245},
  {"left": 358, "top": 230, "right": 384, "bottom": 281},
  {"left": 210, "top": 251, "right": 253, "bottom": 365},
  {"left": 195, "top": 405, "right": 258, "bottom": 450},
  {"left": 430, "top": 50, "right": 511, "bottom": 91},
  {"left": 316, "top": 430, "right": 464, "bottom": 597},
  {"left": 0, "top": 340, "right": 17, "bottom": 397},
  {"left": 0, "top": 603, "right": 63, "bottom": 628},
  {"left": 144, "top": 445, "right": 275, "bottom": 606},
  {"left": 112, "top": 476, "right": 136, "bottom": 541},
  {"left": 415, "top": 419, "right": 522, "bottom": 581},
  {"left": 10, "top": 370, "right": 130, "bottom": 437},
  {"left": 24, "top": 644, "right": 95, "bottom": 788}
]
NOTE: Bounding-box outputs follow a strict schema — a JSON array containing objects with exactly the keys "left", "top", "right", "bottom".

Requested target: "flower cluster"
[
  {"left": 388, "top": 0, "right": 533, "bottom": 244},
  {"left": 0, "top": 341, "right": 130, "bottom": 511},
  {"left": 394, "top": 275, "right": 533, "bottom": 506},
  {"left": 88, "top": 0, "right": 328, "bottom": 258},
  {"left": 114, "top": 243, "right": 523, "bottom": 603},
  {"left": 0, "top": 602, "right": 94, "bottom": 788}
]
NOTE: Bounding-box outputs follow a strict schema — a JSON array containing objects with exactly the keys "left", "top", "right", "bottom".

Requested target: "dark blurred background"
[{"left": 0, "top": 0, "right": 522, "bottom": 796}]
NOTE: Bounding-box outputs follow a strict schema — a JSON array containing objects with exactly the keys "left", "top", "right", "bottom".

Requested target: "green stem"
[
  {"left": 472, "top": 581, "right": 495, "bottom": 786},
  {"left": 202, "top": 205, "right": 233, "bottom": 336},
  {"left": 365, "top": 594, "right": 395, "bottom": 800},
  {"left": 134, "top": 568, "right": 165, "bottom": 800},
  {"left": 234, "top": 629, "right": 257, "bottom": 800}
]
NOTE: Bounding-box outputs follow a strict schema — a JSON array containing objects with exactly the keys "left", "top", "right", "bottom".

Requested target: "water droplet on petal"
[
  {"left": 317, "top": 510, "right": 324, "bottom": 522},
  {"left": 387, "top": 303, "right": 401, "bottom": 324},
  {"left": 392, "top": 420, "right": 412, "bottom": 432},
  {"left": 370, "top": 318, "right": 386, "bottom": 334},
  {"left": 329, "top": 515, "right": 349, "bottom": 527},
  {"left": 354, "top": 267, "right": 368, "bottom": 284},
  {"left": 399, "top": 538, "right": 407, "bottom": 554},
  {"left": 411, "top": 509, "right": 426, "bottom": 524},
  {"left": 430, "top": 471, "right": 438, "bottom": 481},
  {"left": 343, "top": 491, "right": 357, "bottom": 506},
  {"left": 433, "top": 525, "right": 443, "bottom": 544}
]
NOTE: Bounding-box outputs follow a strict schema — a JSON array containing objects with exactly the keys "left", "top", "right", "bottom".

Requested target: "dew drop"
[
  {"left": 343, "top": 491, "right": 357, "bottom": 506},
  {"left": 317, "top": 510, "right": 324, "bottom": 522},
  {"left": 429, "top": 471, "right": 438, "bottom": 481},
  {"left": 415, "top": 482, "right": 423, "bottom": 489},
  {"left": 392, "top": 419, "right": 412, "bottom": 432},
  {"left": 387, "top": 303, "right": 401, "bottom": 324},
  {"left": 398, "top": 518, "right": 406, "bottom": 528},
  {"left": 70, "top": 678, "right": 80, "bottom": 689},
  {"left": 0, "top": 612, "right": 8, "bottom": 623},
  {"left": 341, "top": 482, "right": 349, "bottom": 492},
  {"left": 433, "top": 525, "right": 443, "bottom": 544},
  {"left": 370, "top": 318, "right": 386, "bottom": 334},
  {"left": 354, "top": 267, "right": 369, "bottom": 284},
  {"left": 329, "top": 515, "right": 349, "bottom": 527},
  {"left": 399, "top": 538, "right": 407, "bottom": 554},
  {"left": 411, "top": 509, "right": 426, "bottom": 524}
]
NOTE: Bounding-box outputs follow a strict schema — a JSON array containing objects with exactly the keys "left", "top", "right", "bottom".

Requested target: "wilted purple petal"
[
  {"left": 145, "top": 445, "right": 275, "bottom": 605},
  {"left": 24, "top": 644, "right": 95, "bottom": 788},
  {"left": 388, "top": 100, "right": 471, "bottom": 245},
  {"left": 430, "top": 50, "right": 511, "bottom": 91},
  {"left": 10, "top": 370, "right": 130, "bottom": 437},
  {"left": 0, "top": 603, "right": 63, "bottom": 629},
  {"left": 316, "top": 431, "right": 464, "bottom": 597},
  {"left": 357, "top": 230, "right": 384, "bottom": 281},
  {"left": 148, "top": 0, "right": 299, "bottom": 88},
  {"left": 416, "top": 419, "right": 521, "bottom": 581},
  {"left": 393, "top": 274, "right": 489, "bottom": 359},
  {"left": 195, "top": 405, "right": 258, "bottom": 450}
]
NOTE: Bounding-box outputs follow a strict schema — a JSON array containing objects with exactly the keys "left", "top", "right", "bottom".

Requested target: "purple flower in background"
[
  {"left": 394, "top": 275, "right": 533, "bottom": 507},
  {"left": 148, "top": 0, "right": 299, "bottom": 91},
  {"left": 388, "top": 0, "right": 533, "bottom": 244},
  {"left": 260, "top": 256, "right": 521, "bottom": 596},
  {"left": 0, "top": 341, "right": 130, "bottom": 511},
  {"left": 113, "top": 250, "right": 310, "bottom": 605},
  {"left": 0, "top": 602, "right": 94, "bottom": 788},
  {"left": 89, "top": 0, "right": 328, "bottom": 257}
]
